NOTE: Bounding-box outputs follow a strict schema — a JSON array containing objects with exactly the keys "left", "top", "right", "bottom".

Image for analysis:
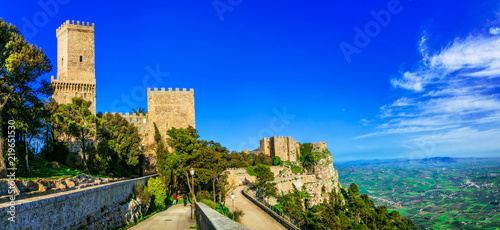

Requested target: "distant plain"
[{"left": 336, "top": 157, "right": 500, "bottom": 229}]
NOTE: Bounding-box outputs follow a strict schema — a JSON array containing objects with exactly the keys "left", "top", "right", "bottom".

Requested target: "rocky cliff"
[{"left": 269, "top": 152, "right": 342, "bottom": 208}]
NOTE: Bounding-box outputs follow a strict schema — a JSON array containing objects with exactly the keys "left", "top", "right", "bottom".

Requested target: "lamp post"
[
  {"left": 231, "top": 192, "right": 235, "bottom": 220},
  {"left": 190, "top": 166, "right": 195, "bottom": 219}
]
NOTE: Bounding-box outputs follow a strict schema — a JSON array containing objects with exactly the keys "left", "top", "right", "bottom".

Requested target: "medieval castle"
[
  {"left": 50, "top": 20, "right": 195, "bottom": 161},
  {"left": 243, "top": 136, "right": 327, "bottom": 162},
  {"left": 50, "top": 20, "right": 326, "bottom": 171}
]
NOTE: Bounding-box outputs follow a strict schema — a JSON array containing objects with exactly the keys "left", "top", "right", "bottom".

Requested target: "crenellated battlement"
[
  {"left": 271, "top": 135, "right": 289, "bottom": 140},
  {"left": 51, "top": 19, "right": 195, "bottom": 160},
  {"left": 147, "top": 87, "right": 194, "bottom": 93},
  {"left": 56, "top": 20, "right": 95, "bottom": 35}
]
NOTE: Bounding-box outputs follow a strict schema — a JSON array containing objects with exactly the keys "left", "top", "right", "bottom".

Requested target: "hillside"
[{"left": 336, "top": 157, "right": 500, "bottom": 229}]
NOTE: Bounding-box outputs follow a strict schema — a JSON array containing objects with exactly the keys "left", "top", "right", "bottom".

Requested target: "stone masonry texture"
[
  {"left": 50, "top": 21, "right": 196, "bottom": 172},
  {"left": 0, "top": 176, "right": 153, "bottom": 230}
]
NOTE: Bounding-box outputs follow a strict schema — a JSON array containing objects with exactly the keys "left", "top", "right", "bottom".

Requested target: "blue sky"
[{"left": 2, "top": 0, "right": 500, "bottom": 162}]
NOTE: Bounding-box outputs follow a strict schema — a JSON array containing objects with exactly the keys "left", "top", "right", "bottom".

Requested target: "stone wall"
[
  {"left": 226, "top": 166, "right": 284, "bottom": 186},
  {"left": 147, "top": 87, "right": 195, "bottom": 154},
  {"left": 311, "top": 142, "right": 327, "bottom": 153},
  {"left": 0, "top": 176, "right": 154, "bottom": 230},
  {"left": 119, "top": 112, "right": 149, "bottom": 134},
  {"left": 226, "top": 168, "right": 256, "bottom": 186},
  {"left": 195, "top": 202, "right": 249, "bottom": 230},
  {"left": 259, "top": 136, "right": 300, "bottom": 162}
]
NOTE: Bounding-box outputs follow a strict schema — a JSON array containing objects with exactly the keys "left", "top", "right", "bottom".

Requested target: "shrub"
[
  {"left": 215, "top": 203, "right": 233, "bottom": 220},
  {"left": 196, "top": 190, "right": 211, "bottom": 201},
  {"left": 246, "top": 165, "right": 257, "bottom": 176},
  {"left": 233, "top": 208, "right": 245, "bottom": 222},
  {"left": 246, "top": 164, "right": 270, "bottom": 176},
  {"left": 133, "top": 181, "right": 152, "bottom": 204},
  {"left": 291, "top": 165, "right": 303, "bottom": 174},
  {"left": 45, "top": 161, "right": 60, "bottom": 170},
  {"left": 147, "top": 177, "right": 167, "bottom": 210},
  {"left": 272, "top": 156, "right": 281, "bottom": 166},
  {"left": 199, "top": 199, "right": 215, "bottom": 209}
]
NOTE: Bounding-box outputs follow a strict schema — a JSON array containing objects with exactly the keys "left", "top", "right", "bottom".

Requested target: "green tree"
[
  {"left": 272, "top": 156, "right": 281, "bottom": 166},
  {"left": 165, "top": 126, "right": 201, "bottom": 202},
  {"left": 40, "top": 99, "right": 71, "bottom": 163},
  {"left": 92, "top": 113, "right": 142, "bottom": 176},
  {"left": 53, "top": 98, "right": 97, "bottom": 173},
  {"left": 254, "top": 164, "right": 277, "bottom": 198},
  {"left": 132, "top": 107, "right": 146, "bottom": 115},
  {"left": 153, "top": 122, "right": 171, "bottom": 187},
  {"left": 0, "top": 18, "right": 52, "bottom": 177},
  {"left": 300, "top": 144, "right": 318, "bottom": 171},
  {"left": 3, "top": 94, "right": 48, "bottom": 176},
  {"left": 148, "top": 177, "right": 167, "bottom": 210},
  {"left": 194, "top": 140, "right": 229, "bottom": 205}
]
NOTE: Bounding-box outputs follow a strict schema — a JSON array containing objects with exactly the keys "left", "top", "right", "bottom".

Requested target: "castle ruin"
[
  {"left": 51, "top": 20, "right": 195, "bottom": 173},
  {"left": 246, "top": 136, "right": 327, "bottom": 162},
  {"left": 260, "top": 136, "right": 300, "bottom": 161}
]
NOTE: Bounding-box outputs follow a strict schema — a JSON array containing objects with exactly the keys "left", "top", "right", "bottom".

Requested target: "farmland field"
[{"left": 336, "top": 157, "right": 500, "bottom": 230}]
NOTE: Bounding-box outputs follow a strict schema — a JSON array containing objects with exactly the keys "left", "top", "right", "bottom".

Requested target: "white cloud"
[
  {"left": 359, "top": 118, "right": 370, "bottom": 126},
  {"left": 490, "top": 27, "right": 500, "bottom": 35},
  {"left": 391, "top": 97, "right": 415, "bottom": 107},
  {"left": 390, "top": 72, "right": 425, "bottom": 92},
  {"left": 358, "top": 30, "right": 500, "bottom": 155}
]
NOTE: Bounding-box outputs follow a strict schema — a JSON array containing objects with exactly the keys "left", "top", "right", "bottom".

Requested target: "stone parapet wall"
[
  {"left": 241, "top": 189, "right": 297, "bottom": 230},
  {"left": 195, "top": 202, "right": 249, "bottom": 230},
  {"left": 0, "top": 175, "right": 154, "bottom": 230}
]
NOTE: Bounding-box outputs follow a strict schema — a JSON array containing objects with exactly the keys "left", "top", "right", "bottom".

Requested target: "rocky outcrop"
[
  {"left": 305, "top": 153, "right": 341, "bottom": 208},
  {"left": 269, "top": 153, "right": 342, "bottom": 208}
]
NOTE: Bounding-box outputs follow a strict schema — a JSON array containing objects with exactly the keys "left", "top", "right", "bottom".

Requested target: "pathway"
[
  {"left": 130, "top": 203, "right": 196, "bottom": 230},
  {"left": 227, "top": 186, "right": 286, "bottom": 230}
]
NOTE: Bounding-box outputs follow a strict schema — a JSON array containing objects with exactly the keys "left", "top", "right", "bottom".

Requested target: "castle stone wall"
[
  {"left": 52, "top": 20, "right": 96, "bottom": 114},
  {"left": 260, "top": 136, "right": 300, "bottom": 162},
  {"left": 147, "top": 88, "right": 195, "bottom": 155},
  {"left": 311, "top": 142, "right": 327, "bottom": 152},
  {"left": 0, "top": 176, "right": 153, "bottom": 230},
  {"left": 50, "top": 21, "right": 196, "bottom": 171}
]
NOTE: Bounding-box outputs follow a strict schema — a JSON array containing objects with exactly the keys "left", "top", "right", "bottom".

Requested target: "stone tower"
[
  {"left": 146, "top": 88, "right": 195, "bottom": 155},
  {"left": 51, "top": 20, "right": 96, "bottom": 114}
]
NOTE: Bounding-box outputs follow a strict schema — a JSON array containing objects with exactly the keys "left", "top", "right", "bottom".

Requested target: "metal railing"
[{"left": 241, "top": 188, "right": 310, "bottom": 230}]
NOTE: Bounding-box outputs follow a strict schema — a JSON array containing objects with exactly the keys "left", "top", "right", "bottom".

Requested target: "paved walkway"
[
  {"left": 130, "top": 203, "right": 196, "bottom": 230},
  {"left": 228, "top": 186, "right": 286, "bottom": 230}
]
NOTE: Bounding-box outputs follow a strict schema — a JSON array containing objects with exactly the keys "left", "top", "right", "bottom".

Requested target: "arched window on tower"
[{"left": 80, "top": 56, "right": 82, "bottom": 62}]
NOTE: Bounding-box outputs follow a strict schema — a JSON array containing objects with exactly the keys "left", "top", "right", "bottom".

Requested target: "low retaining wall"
[
  {"left": 241, "top": 189, "right": 298, "bottom": 230},
  {"left": 195, "top": 202, "right": 248, "bottom": 230},
  {"left": 0, "top": 175, "right": 154, "bottom": 230}
]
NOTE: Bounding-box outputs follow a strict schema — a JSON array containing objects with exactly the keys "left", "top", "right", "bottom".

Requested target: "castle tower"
[
  {"left": 146, "top": 88, "right": 195, "bottom": 155},
  {"left": 51, "top": 20, "right": 96, "bottom": 114}
]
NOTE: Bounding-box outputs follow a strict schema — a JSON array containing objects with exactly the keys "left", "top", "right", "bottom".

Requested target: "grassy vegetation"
[
  {"left": 17, "top": 155, "right": 109, "bottom": 180},
  {"left": 291, "top": 164, "right": 303, "bottom": 174},
  {"left": 337, "top": 158, "right": 500, "bottom": 229},
  {"left": 246, "top": 164, "right": 270, "bottom": 176}
]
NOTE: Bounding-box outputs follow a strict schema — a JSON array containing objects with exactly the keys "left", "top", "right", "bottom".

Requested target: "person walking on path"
[{"left": 173, "top": 193, "right": 177, "bottom": 205}]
